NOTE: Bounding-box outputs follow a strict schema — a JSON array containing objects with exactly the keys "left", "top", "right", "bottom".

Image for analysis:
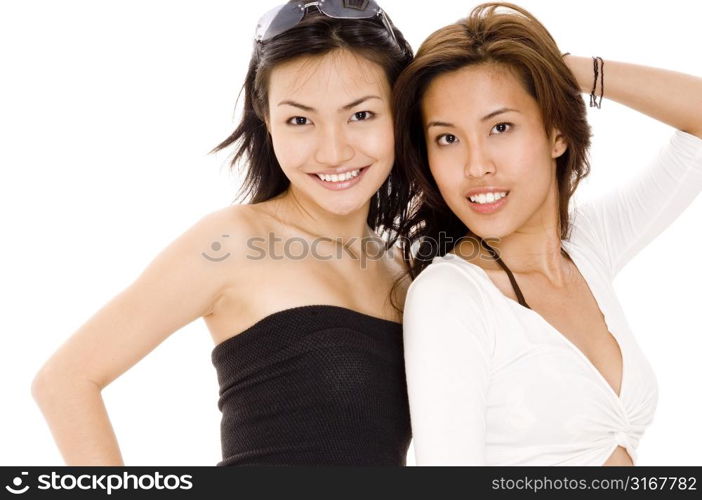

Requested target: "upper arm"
[
  {"left": 575, "top": 130, "right": 702, "bottom": 276},
  {"left": 402, "top": 264, "right": 494, "bottom": 465},
  {"left": 33, "top": 207, "right": 246, "bottom": 391}
]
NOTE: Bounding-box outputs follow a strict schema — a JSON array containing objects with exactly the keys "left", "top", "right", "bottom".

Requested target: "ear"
[{"left": 550, "top": 129, "right": 568, "bottom": 159}]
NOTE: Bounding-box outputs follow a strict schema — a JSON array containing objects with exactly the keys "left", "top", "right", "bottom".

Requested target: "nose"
[
  {"left": 314, "top": 123, "right": 354, "bottom": 166},
  {"left": 464, "top": 140, "right": 495, "bottom": 178}
]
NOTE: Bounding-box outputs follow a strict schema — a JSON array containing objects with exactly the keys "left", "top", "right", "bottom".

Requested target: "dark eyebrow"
[
  {"left": 277, "top": 95, "right": 382, "bottom": 113},
  {"left": 278, "top": 100, "right": 315, "bottom": 112},
  {"left": 425, "top": 107, "right": 520, "bottom": 130},
  {"left": 341, "top": 95, "right": 381, "bottom": 111},
  {"left": 481, "top": 107, "right": 519, "bottom": 122},
  {"left": 426, "top": 120, "right": 454, "bottom": 130}
]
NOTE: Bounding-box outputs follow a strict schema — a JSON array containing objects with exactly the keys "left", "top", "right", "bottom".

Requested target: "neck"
[
  {"left": 477, "top": 229, "right": 568, "bottom": 285},
  {"left": 495, "top": 177, "right": 573, "bottom": 286},
  {"left": 459, "top": 187, "right": 573, "bottom": 287},
  {"left": 271, "top": 187, "right": 377, "bottom": 248}
]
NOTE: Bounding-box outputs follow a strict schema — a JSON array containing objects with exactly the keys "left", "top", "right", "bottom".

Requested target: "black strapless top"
[{"left": 211, "top": 304, "right": 411, "bottom": 466}]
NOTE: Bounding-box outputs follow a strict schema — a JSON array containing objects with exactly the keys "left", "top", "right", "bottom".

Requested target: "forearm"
[
  {"left": 564, "top": 55, "right": 702, "bottom": 138},
  {"left": 32, "top": 377, "right": 125, "bottom": 466}
]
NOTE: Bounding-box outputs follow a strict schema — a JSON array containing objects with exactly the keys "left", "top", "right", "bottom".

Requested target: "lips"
[
  {"left": 313, "top": 165, "right": 368, "bottom": 176},
  {"left": 465, "top": 187, "right": 511, "bottom": 198},
  {"left": 466, "top": 189, "right": 510, "bottom": 214},
  {"left": 308, "top": 165, "right": 371, "bottom": 191}
]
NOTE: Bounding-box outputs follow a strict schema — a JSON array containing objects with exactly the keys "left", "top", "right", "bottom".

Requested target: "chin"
[
  {"left": 322, "top": 199, "right": 366, "bottom": 217},
  {"left": 460, "top": 217, "right": 513, "bottom": 242}
]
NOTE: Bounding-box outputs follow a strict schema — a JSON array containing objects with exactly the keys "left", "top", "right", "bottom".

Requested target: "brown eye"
[
  {"left": 437, "top": 134, "right": 458, "bottom": 146},
  {"left": 287, "top": 116, "right": 310, "bottom": 126},
  {"left": 491, "top": 122, "right": 512, "bottom": 134},
  {"left": 350, "top": 111, "right": 375, "bottom": 122}
]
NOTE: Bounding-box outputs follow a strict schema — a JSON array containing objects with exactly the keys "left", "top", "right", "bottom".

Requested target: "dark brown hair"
[
  {"left": 209, "top": 3, "right": 414, "bottom": 240},
  {"left": 391, "top": 2, "right": 592, "bottom": 286}
]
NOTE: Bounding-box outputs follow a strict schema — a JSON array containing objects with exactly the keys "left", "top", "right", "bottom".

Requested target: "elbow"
[
  {"left": 30, "top": 366, "right": 63, "bottom": 402},
  {"left": 31, "top": 366, "right": 100, "bottom": 403},
  {"left": 31, "top": 371, "right": 52, "bottom": 402}
]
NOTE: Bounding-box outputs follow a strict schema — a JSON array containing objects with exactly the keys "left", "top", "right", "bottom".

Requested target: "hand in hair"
[{"left": 563, "top": 54, "right": 702, "bottom": 139}]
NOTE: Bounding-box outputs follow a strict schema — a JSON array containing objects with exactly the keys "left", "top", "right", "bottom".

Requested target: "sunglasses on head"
[{"left": 254, "top": 0, "right": 403, "bottom": 52}]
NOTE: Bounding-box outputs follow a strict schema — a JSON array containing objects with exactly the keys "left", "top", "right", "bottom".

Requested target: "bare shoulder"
[
  {"left": 128, "top": 205, "right": 257, "bottom": 316},
  {"left": 191, "top": 203, "right": 268, "bottom": 263},
  {"left": 31, "top": 205, "right": 262, "bottom": 392},
  {"left": 193, "top": 202, "right": 270, "bottom": 265},
  {"left": 197, "top": 203, "right": 260, "bottom": 238}
]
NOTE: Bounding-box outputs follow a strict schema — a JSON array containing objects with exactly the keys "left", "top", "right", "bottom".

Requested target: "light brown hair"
[{"left": 391, "top": 2, "right": 592, "bottom": 284}]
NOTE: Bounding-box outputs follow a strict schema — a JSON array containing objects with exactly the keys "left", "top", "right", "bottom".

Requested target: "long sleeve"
[
  {"left": 402, "top": 263, "right": 495, "bottom": 465},
  {"left": 573, "top": 130, "right": 702, "bottom": 277}
]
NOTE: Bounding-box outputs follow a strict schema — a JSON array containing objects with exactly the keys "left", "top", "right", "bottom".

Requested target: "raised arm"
[
  {"left": 402, "top": 263, "right": 495, "bottom": 465},
  {"left": 564, "top": 56, "right": 702, "bottom": 276},
  {"left": 30, "top": 207, "right": 242, "bottom": 465},
  {"left": 565, "top": 56, "right": 702, "bottom": 139}
]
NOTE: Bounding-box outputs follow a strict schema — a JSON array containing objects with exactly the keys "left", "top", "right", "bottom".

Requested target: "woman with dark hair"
[
  {"left": 32, "top": 0, "right": 414, "bottom": 466},
  {"left": 394, "top": 2, "right": 702, "bottom": 465}
]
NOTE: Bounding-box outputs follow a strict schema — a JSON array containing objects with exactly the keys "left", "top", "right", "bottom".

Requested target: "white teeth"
[
  {"left": 316, "top": 169, "right": 361, "bottom": 182},
  {"left": 468, "top": 191, "right": 507, "bottom": 204}
]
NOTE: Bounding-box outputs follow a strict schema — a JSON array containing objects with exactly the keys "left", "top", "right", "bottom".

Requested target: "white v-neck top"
[{"left": 403, "top": 130, "right": 702, "bottom": 465}]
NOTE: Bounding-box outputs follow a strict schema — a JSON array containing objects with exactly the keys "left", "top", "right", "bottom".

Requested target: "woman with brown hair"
[{"left": 394, "top": 2, "right": 702, "bottom": 465}]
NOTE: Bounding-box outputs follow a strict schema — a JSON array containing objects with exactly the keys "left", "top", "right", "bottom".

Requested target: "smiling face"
[
  {"left": 265, "top": 48, "right": 395, "bottom": 216},
  {"left": 421, "top": 63, "right": 567, "bottom": 240}
]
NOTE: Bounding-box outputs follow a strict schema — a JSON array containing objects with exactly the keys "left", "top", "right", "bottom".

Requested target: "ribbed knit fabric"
[{"left": 211, "top": 304, "right": 411, "bottom": 466}]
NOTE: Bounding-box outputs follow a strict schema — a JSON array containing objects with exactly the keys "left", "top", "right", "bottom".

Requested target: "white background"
[{"left": 1, "top": 0, "right": 700, "bottom": 466}]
